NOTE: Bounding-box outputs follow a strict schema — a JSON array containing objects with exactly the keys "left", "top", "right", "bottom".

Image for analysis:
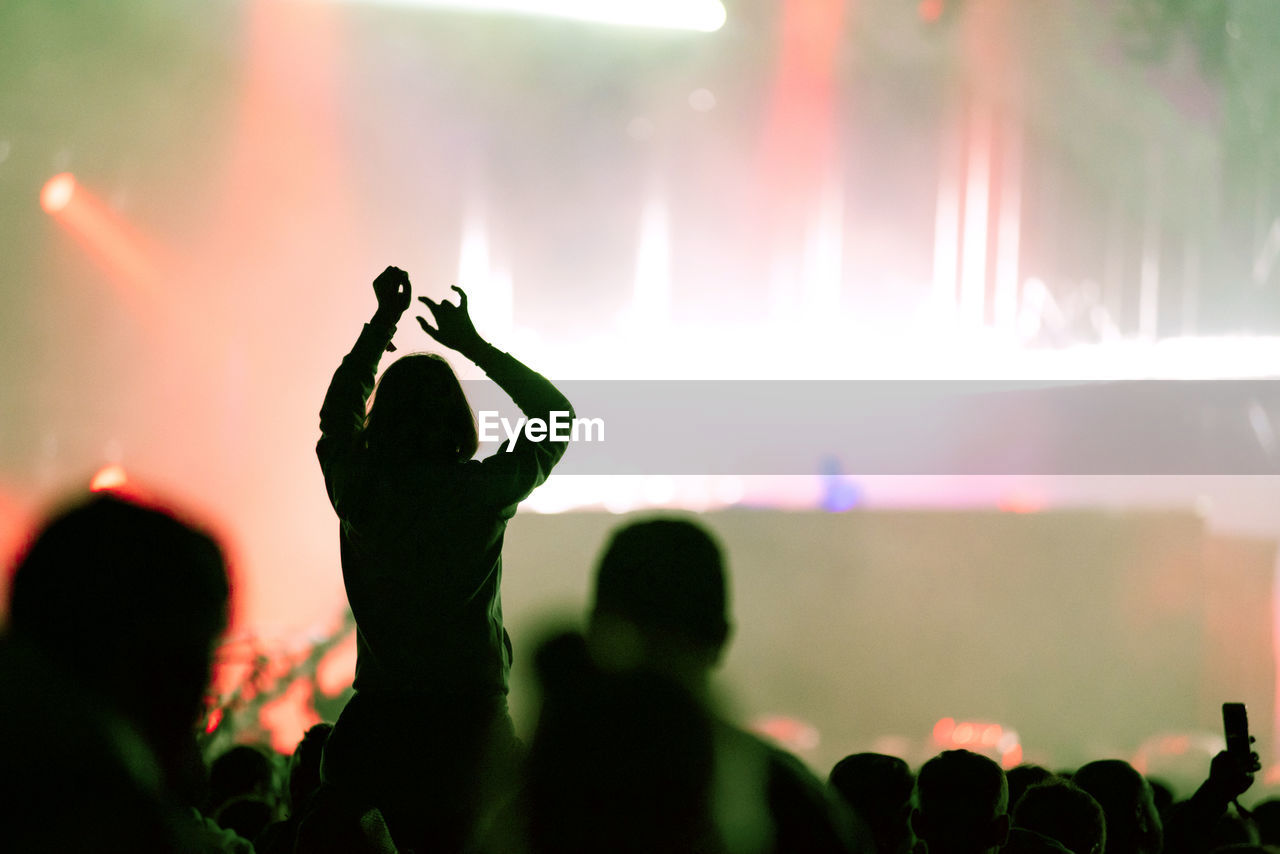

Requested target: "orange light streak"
[{"left": 42, "top": 174, "right": 164, "bottom": 307}]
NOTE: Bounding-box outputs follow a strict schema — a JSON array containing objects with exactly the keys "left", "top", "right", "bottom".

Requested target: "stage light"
[
  {"left": 750, "top": 715, "right": 821, "bottom": 751},
  {"left": 204, "top": 707, "right": 225, "bottom": 735},
  {"left": 41, "top": 172, "right": 76, "bottom": 214},
  {"left": 90, "top": 464, "right": 128, "bottom": 492},
  {"left": 333, "top": 0, "right": 727, "bottom": 31},
  {"left": 998, "top": 494, "right": 1045, "bottom": 514},
  {"left": 631, "top": 198, "right": 671, "bottom": 326},
  {"left": 1001, "top": 744, "right": 1023, "bottom": 769},
  {"left": 37, "top": 173, "right": 163, "bottom": 301}
]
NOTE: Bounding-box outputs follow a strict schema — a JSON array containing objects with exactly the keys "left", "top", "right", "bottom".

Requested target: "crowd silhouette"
[{"left": 0, "top": 266, "right": 1272, "bottom": 853}]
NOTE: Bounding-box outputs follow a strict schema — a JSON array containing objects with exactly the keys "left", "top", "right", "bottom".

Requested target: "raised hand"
[
  {"left": 1208, "top": 747, "right": 1260, "bottom": 799},
  {"left": 372, "top": 266, "right": 412, "bottom": 322},
  {"left": 417, "top": 286, "right": 483, "bottom": 355}
]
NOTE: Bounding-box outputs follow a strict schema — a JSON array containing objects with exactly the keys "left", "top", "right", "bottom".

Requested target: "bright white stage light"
[
  {"left": 335, "top": 0, "right": 726, "bottom": 31},
  {"left": 41, "top": 172, "right": 76, "bottom": 214}
]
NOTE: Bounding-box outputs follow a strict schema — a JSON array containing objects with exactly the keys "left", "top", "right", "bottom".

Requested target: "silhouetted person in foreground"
[
  {"left": 584, "top": 517, "right": 864, "bottom": 854},
  {"left": 912, "top": 749, "right": 1010, "bottom": 854},
  {"left": 829, "top": 752, "right": 918, "bottom": 854},
  {"left": 316, "top": 266, "right": 572, "bottom": 851},
  {"left": 1073, "top": 760, "right": 1163, "bottom": 854},
  {"left": 1, "top": 492, "right": 237, "bottom": 851},
  {"left": 511, "top": 630, "right": 724, "bottom": 854}
]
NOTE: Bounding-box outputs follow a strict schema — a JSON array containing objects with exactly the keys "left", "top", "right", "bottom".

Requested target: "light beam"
[
  {"left": 330, "top": 0, "right": 726, "bottom": 31},
  {"left": 40, "top": 173, "right": 162, "bottom": 303}
]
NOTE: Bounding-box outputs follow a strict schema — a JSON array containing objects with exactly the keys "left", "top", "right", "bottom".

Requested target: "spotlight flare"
[{"left": 41, "top": 173, "right": 76, "bottom": 214}]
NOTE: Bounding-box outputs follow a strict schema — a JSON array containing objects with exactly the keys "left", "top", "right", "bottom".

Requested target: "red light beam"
[{"left": 41, "top": 173, "right": 165, "bottom": 307}]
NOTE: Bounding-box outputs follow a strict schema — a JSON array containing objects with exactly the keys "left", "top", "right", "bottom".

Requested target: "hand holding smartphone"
[{"left": 1215, "top": 702, "right": 1260, "bottom": 804}]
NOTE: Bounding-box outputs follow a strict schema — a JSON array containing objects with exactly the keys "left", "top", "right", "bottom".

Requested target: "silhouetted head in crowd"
[
  {"left": 1072, "top": 760, "right": 1162, "bottom": 854},
  {"left": 1013, "top": 780, "right": 1106, "bottom": 854},
  {"left": 829, "top": 752, "right": 916, "bottom": 854},
  {"left": 587, "top": 518, "right": 731, "bottom": 690},
  {"left": 1007, "top": 764, "right": 1059, "bottom": 813},
  {"left": 363, "top": 353, "right": 478, "bottom": 463},
  {"left": 582, "top": 518, "right": 864, "bottom": 854},
  {"left": 7, "top": 492, "right": 229, "bottom": 802},
  {"left": 289, "top": 722, "right": 334, "bottom": 816},
  {"left": 912, "top": 750, "right": 1010, "bottom": 854},
  {"left": 524, "top": 630, "right": 720, "bottom": 854},
  {"left": 209, "top": 744, "right": 279, "bottom": 815}
]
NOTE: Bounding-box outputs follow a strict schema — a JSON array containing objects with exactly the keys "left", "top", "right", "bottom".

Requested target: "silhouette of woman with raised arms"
[{"left": 315, "top": 265, "right": 573, "bottom": 851}]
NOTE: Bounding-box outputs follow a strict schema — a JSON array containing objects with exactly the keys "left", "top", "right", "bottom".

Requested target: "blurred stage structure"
[{"left": 6, "top": 0, "right": 1280, "bottom": 793}]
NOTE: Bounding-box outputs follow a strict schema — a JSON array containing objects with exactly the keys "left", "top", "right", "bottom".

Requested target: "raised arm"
[
  {"left": 418, "top": 287, "right": 573, "bottom": 507},
  {"left": 1163, "top": 748, "right": 1260, "bottom": 854},
  {"left": 317, "top": 267, "right": 410, "bottom": 513}
]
